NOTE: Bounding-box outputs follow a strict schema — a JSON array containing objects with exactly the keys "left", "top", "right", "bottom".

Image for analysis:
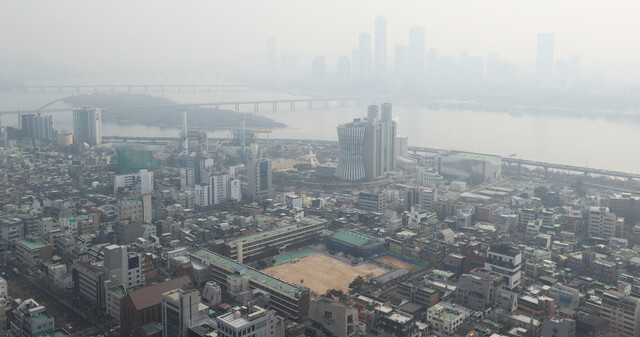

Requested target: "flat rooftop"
[
  {"left": 329, "top": 230, "right": 384, "bottom": 248},
  {"left": 192, "top": 249, "right": 301, "bottom": 298},
  {"left": 18, "top": 239, "right": 48, "bottom": 250},
  {"left": 226, "top": 217, "right": 325, "bottom": 245}
]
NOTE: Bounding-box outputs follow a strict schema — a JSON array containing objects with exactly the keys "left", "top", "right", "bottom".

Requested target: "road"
[{"left": 0, "top": 267, "right": 99, "bottom": 334}]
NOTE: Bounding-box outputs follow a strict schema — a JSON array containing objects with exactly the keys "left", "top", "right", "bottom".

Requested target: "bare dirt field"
[
  {"left": 262, "top": 253, "right": 388, "bottom": 296},
  {"left": 375, "top": 255, "right": 422, "bottom": 272}
]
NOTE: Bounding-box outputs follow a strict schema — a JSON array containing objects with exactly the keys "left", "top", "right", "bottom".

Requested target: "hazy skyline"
[{"left": 2, "top": 0, "right": 640, "bottom": 82}]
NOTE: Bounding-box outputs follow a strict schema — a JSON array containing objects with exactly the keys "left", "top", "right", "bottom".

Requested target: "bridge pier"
[
  {"left": 290, "top": 102, "right": 295, "bottom": 111},
  {"left": 308, "top": 100, "right": 313, "bottom": 110},
  {"left": 340, "top": 99, "right": 345, "bottom": 107},
  {"left": 93, "top": 86, "right": 98, "bottom": 92},
  {"left": 76, "top": 86, "right": 80, "bottom": 92},
  {"left": 110, "top": 86, "right": 115, "bottom": 92},
  {"left": 145, "top": 86, "right": 148, "bottom": 92},
  {"left": 214, "top": 104, "right": 220, "bottom": 111},
  {"left": 235, "top": 103, "right": 240, "bottom": 113},
  {"left": 177, "top": 86, "right": 181, "bottom": 92},
  {"left": 193, "top": 86, "right": 196, "bottom": 92},
  {"left": 40, "top": 86, "right": 45, "bottom": 93},
  {"left": 208, "top": 86, "right": 211, "bottom": 92},
  {"left": 272, "top": 102, "right": 277, "bottom": 112},
  {"left": 324, "top": 100, "right": 329, "bottom": 108},
  {"left": 161, "top": 86, "right": 165, "bottom": 92},
  {"left": 128, "top": 86, "right": 132, "bottom": 92},
  {"left": 254, "top": 103, "right": 259, "bottom": 113},
  {"left": 58, "top": 86, "right": 63, "bottom": 93}
]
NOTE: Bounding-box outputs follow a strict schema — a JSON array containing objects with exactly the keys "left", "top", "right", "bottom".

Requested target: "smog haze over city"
[{"left": 1, "top": 2, "right": 640, "bottom": 337}]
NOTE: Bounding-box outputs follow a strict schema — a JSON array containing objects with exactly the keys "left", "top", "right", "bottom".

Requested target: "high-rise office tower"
[
  {"left": 394, "top": 44, "right": 408, "bottom": 77},
  {"left": 409, "top": 26, "right": 425, "bottom": 75},
  {"left": 161, "top": 288, "right": 201, "bottom": 337},
  {"left": 374, "top": 16, "right": 387, "bottom": 77},
  {"left": 267, "top": 37, "right": 276, "bottom": 75},
  {"left": 536, "top": 33, "right": 555, "bottom": 80},
  {"left": 358, "top": 33, "right": 371, "bottom": 78},
  {"left": 336, "top": 119, "right": 367, "bottom": 181},
  {"left": 247, "top": 152, "right": 273, "bottom": 201},
  {"left": 337, "top": 104, "right": 396, "bottom": 182},
  {"left": 73, "top": 107, "right": 102, "bottom": 146}
]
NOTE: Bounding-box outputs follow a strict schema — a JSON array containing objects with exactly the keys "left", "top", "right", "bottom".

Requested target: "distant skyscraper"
[
  {"left": 21, "top": 113, "right": 53, "bottom": 142},
  {"left": 358, "top": 33, "right": 372, "bottom": 78},
  {"left": 267, "top": 37, "right": 276, "bottom": 75},
  {"left": 337, "top": 104, "right": 396, "bottom": 181},
  {"left": 72, "top": 107, "right": 101, "bottom": 146},
  {"left": 409, "top": 26, "right": 425, "bottom": 76},
  {"left": 536, "top": 33, "right": 555, "bottom": 80},
  {"left": 312, "top": 56, "right": 325, "bottom": 81},
  {"left": 394, "top": 44, "right": 408, "bottom": 77},
  {"left": 374, "top": 16, "right": 387, "bottom": 77}
]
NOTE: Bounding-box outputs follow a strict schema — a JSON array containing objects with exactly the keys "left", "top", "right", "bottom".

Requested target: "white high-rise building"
[
  {"left": 114, "top": 169, "right": 154, "bottom": 196},
  {"left": 485, "top": 245, "right": 523, "bottom": 290},
  {"left": 72, "top": 107, "right": 102, "bottom": 146},
  {"left": 374, "top": 16, "right": 387, "bottom": 77},
  {"left": 336, "top": 119, "right": 367, "bottom": 181},
  {"left": 103, "top": 244, "right": 142, "bottom": 290},
  {"left": 336, "top": 104, "right": 396, "bottom": 182},
  {"left": 588, "top": 206, "right": 618, "bottom": 238},
  {"left": 210, "top": 174, "right": 229, "bottom": 205},
  {"left": 194, "top": 184, "right": 210, "bottom": 208}
]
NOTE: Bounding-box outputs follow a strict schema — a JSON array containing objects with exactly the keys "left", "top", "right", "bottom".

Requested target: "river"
[{"left": 1, "top": 77, "right": 638, "bottom": 174}]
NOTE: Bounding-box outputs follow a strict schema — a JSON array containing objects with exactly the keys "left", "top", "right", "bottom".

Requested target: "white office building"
[{"left": 485, "top": 245, "right": 523, "bottom": 290}]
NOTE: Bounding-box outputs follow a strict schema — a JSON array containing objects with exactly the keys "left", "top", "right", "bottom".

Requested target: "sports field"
[
  {"left": 375, "top": 255, "right": 423, "bottom": 273},
  {"left": 263, "top": 253, "right": 388, "bottom": 296}
]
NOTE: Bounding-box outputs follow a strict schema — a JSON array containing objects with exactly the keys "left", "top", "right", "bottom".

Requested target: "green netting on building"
[{"left": 117, "top": 147, "right": 159, "bottom": 174}]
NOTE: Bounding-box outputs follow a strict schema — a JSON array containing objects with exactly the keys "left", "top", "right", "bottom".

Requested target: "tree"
[
  {"left": 256, "top": 259, "right": 268, "bottom": 270},
  {"left": 323, "top": 289, "right": 349, "bottom": 302},
  {"left": 519, "top": 193, "right": 529, "bottom": 199},
  {"left": 348, "top": 275, "right": 367, "bottom": 294},
  {"left": 534, "top": 186, "right": 548, "bottom": 199}
]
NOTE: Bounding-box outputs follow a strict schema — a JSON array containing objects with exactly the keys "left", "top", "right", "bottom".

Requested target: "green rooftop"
[
  {"left": 227, "top": 217, "right": 325, "bottom": 245},
  {"left": 29, "top": 311, "right": 53, "bottom": 323},
  {"left": 141, "top": 322, "right": 162, "bottom": 335},
  {"left": 18, "top": 239, "right": 48, "bottom": 250},
  {"left": 330, "top": 230, "right": 383, "bottom": 247},
  {"left": 192, "top": 249, "right": 302, "bottom": 297}
]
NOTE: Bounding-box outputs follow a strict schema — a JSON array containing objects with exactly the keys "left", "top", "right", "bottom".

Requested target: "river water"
[{"left": 1, "top": 77, "right": 638, "bottom": 173}]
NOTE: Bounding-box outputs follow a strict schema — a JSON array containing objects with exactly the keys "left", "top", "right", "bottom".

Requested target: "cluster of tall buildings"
[
  {"left": 336, "top": 103, "right": 396, "bottom": 181},
  {"left": 20, "top": 113, "right": 54, "bottom": 144}
]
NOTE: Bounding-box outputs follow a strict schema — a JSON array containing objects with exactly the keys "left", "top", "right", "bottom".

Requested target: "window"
[{"left": 325, "top": 311, "right": 332, "bottom": 319}]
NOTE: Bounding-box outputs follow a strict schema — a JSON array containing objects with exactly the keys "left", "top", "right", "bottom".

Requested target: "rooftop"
[
  {"left": 227, "top": 217, "right": 325, "bottom": 245},
  {"left": 192, "top": 249, "right": 302, "bottom": 297},
  {"left": 140, "top": 322, "right": 162, "bottom": 335},
  {"left": 18, "top": 239, "right": 48, "bottom": 250},
  {"left": 329, "top": 230, "right": 384, "bottom": 248}
]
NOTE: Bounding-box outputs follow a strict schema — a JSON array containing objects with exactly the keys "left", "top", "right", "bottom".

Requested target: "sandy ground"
[
  {"left": 375, "top": 255, "right": 422, "bottom": 272},
  {"left": 263, "top": 253, "right": 388, "bottom": 296}
]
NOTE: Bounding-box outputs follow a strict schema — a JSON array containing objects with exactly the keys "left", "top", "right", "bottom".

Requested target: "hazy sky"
[{"left": 2, "top": 0, "right": 639, "bottom": 82}]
